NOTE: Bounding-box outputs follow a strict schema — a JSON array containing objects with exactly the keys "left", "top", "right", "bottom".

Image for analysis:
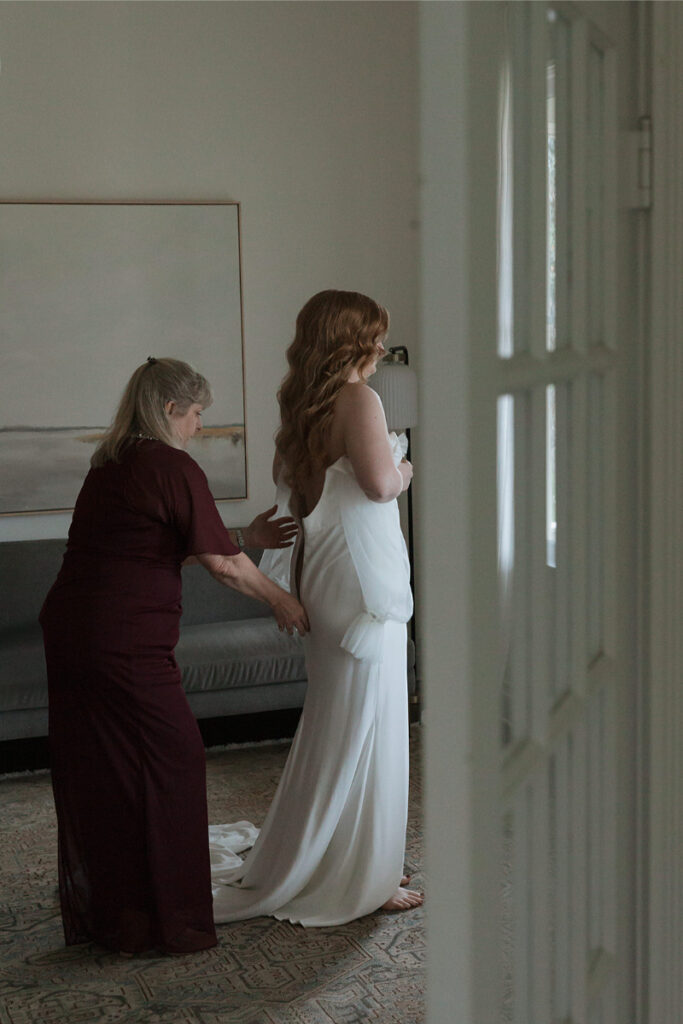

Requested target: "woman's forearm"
[
  {"left": 361, "top": 465, "right": 404, "bottom": 503},
  {"left": 196, "top": 551, "right": 309, "bottom": 634},
  {"left": 197, "top": 552, "right": 285, "bottom": 608}
]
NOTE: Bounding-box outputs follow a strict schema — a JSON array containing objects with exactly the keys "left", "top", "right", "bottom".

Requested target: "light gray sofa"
[
  {"left": 0, "top": 538, "right": 307, "bottom": 743},
  {"left": 0, "top": 538, "right": 417, "bottom": 744}
]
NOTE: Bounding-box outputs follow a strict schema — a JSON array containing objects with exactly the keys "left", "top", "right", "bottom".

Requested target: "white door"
[{"left": 419, "top": 3, "right": 641, "bottom": 1022}]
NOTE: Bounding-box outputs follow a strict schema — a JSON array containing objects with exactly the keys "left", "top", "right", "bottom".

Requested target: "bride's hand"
[
  {"left": 272, "top": 592, "right": 310, "bottom": 635},
  {"left": 398, "top": 460, "right": 413, "bottom": 492},
  {"left": 245, "top": 505, "right": 299, "bottom": 549}
]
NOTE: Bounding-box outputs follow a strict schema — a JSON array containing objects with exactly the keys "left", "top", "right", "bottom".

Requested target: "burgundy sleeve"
[{"left": 169, "top": 452, "right": 240, "bottom": 558}]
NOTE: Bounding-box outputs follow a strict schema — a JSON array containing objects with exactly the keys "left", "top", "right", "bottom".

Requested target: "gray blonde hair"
[{"left": 91, "top": 357, "right": 212, "bottom": 467}]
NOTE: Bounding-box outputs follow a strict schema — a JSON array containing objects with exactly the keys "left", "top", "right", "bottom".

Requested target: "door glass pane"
[
  {"left": 498, "top": 54, "right": 514, "bottom": 359},
  {"left": 499, "top": 394, "right": 515, "bottom": 744},
  {"left": 549, "top": 733, "right": 575, "bottom": 1021},
  {"left": 548, "top": 752, "right": 558, "bottom": 1011},
  {"left": 502, "top": 812, "right": 514, "bottom": 1023},
  {"left": 546, "top": 384, "right": 557, "bottom": 568},
  {"left": 589, "top": 979, "right": 616, "bottom": 1024},
  {"left": 547, "top": 47, "right": 556, "bottom": 353},
  {"left": 547, "top": 10, "right": 572, "bottom": 351},
  {"left": 587, "top": 373, "right": 605, "bottom": 662},
  {"left": 587, "top": 44, "right": 605, "bottom": 346},
  {"left": 508, "top": 783, "right": 535, "bottom": 1024},
  {"left": 499, "top": 393, "right": 533, "bottom": 748},
  {"left": 589, "top": 1002, "right": 605, "bottom": 1024},
  {"left": 587, "top": 685, "right": 606, "bottom": 953},
  {"left": 547, "top": 382, "right": 573, "bottom": 701},
  {"left": 502, "top": 1, "right": 534, "bottom": 356}
]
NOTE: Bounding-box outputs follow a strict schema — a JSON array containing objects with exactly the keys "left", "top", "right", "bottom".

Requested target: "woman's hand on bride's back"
[
  {"left": 245, "top": 505, "right": 298, "bottom": 549},
  {"left": 273, "top": 592, "right": 310, "bottom": 636}
]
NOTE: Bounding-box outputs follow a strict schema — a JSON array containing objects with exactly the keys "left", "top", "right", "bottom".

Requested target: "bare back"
[
  {"left": 274, "top": 380, "right": 406, "bottom": 521},
  {"left": 296, "top": 391, "right": 349, "bottom": 519}
]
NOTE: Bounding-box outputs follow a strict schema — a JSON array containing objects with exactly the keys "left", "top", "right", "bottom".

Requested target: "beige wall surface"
[{"left": 0, "top": 0, "right": 418, "bottom": 539}]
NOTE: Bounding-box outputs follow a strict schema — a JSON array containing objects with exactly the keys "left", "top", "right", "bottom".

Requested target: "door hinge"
[{"left": 622, "top": 115, "right": 652, "bottom": 210}]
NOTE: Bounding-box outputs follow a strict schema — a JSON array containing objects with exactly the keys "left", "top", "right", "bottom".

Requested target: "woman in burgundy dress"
[{"left": 40, "top": 357, "right": 308, "bottom": 956}]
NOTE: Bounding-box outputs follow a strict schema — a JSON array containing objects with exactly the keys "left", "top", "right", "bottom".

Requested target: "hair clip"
[{"left": 146, "top": 356, "right": 158, "bottom": 365}]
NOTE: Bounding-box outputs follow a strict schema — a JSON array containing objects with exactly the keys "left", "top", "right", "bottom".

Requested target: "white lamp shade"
[{"left": 370, "top": 361, "right": 419, "bottom": 430}]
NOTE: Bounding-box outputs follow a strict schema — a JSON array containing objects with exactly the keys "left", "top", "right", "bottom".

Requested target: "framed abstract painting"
[{"left": 0, "top": 200, "right": 246, "bottom": 514}]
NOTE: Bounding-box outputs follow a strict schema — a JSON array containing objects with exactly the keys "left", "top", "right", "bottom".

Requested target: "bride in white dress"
[{"left": 210, "top": 289, "right": 423, "bottom": 925}]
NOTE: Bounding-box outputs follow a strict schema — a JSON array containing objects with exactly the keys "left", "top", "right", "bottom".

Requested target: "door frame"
[
  {"left": 646, "top": 5, "right": 683, "bottom": 1024},
  {"left": 418, "top": 3, "right": 502, "bottom": 1020}
]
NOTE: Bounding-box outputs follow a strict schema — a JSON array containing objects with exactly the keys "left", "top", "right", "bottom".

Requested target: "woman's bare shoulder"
[{"left": 335, "top": 381, "right": 382, "bottom": 415}]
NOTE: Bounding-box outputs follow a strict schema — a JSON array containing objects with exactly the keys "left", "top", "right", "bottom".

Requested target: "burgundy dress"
[{"left": 40, "top": 439, "right": 239, "bottom": 954}]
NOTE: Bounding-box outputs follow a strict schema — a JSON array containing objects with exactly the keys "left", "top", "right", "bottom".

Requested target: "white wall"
[{"left": 0, "top": 0, "right": 418, "bottom": 540}]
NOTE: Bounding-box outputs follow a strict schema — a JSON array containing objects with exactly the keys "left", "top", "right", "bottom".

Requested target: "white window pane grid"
[{"left": 497, "top": 6, "right": 619, "bottom": 1023}]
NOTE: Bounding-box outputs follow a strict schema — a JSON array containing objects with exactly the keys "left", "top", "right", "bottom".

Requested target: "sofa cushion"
[
  {"left": 180, "top": 555, "right": 271, "bottom": 626},
  {"left": 0, "top": 627, "right": 48, "bottom": 711},
  {"left": 0, "top": 617, "right": 305, "bottom": 713},
  {"left": 0, "top": 539, "right": 270, "bottom": 633},
  {"left": 0, "top": 539, "right": 66, "bottom": 633},
  {"left": 177, "top": 618, "right": 306, "bottom": 694}
]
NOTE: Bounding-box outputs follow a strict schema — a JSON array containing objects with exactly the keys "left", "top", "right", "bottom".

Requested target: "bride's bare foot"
[
  {"left": 400, "top": 875, "right": 411, "bottom": 887},
  {"left": 381, "top": 887, "right": 424, "bottom": 911}
]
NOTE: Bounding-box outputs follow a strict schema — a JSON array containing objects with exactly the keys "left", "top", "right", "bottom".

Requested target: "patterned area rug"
[{"left": 0, "top": 728, "right": 424, "bottom": 1024}]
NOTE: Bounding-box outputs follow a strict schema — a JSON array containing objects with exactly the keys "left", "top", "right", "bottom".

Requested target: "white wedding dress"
[{"left": 210, "top": 433, "right": 413, "bottom": 927}]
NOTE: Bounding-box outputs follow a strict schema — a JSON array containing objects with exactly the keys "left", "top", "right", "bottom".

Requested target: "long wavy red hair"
[{"left": 275, "top": 290, "right": 389, "bottom": 496}]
